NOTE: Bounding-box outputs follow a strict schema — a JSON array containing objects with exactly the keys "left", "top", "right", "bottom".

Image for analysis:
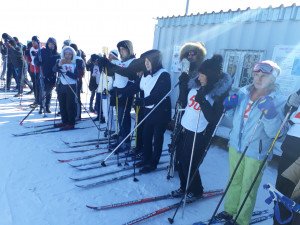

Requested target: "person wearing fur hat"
[
  {"left": 273, "top": 90, "right": 300, "bottom": 225},
  {"left": 171, "top": 54, "right": 232, "bottom": 199},
  {"left": 215, "top": 60, "right": 286, "bottom": 225},
  {"left": 34, "top": 37, "right": 60, "bottom": 113},
  {"left": 177, "top": 42, "right": 207, "bottom": 108},
  {"left": 52, "top": 46, "right": 84, "bottom": 130}
]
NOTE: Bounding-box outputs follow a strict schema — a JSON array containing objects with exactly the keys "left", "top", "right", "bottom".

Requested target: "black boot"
[
  {"left": 46, "top": 106, "right": 51, "bottom": 113},
  {"left": 39, "top": 107, "right": 43, "bottom": 114}
]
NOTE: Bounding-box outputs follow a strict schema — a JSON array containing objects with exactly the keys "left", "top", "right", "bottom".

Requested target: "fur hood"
[
  {"left": 180, "top": 42, "right": 207, "bottom": 79},
  {"left": 180, "top": 42, "right": 206, "bottom": 63},
  {"left": 61, "top": 46, "right": 77, "bottom": 64},
  {"left": 117, "top": 40, "right": 135, "bottom": 61},
  {"left": 188, "top": 72, "right": 232, "bottom": 100}
]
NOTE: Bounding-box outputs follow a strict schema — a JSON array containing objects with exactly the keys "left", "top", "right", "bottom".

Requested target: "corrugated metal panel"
[
  {"left": 157, "top": 4, "right": 300, "bottom": 24},
  {"left": 153, "top": 4, "right": 300, "bottom": 106}
]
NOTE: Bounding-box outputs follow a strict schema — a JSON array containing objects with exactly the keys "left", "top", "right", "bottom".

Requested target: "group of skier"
[{"left": 1, "top": 32, "right": 300, "bottom": 225}]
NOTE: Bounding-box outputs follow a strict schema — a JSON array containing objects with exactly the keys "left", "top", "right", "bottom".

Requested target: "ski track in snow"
[{"left": 0, "top": 91, "right": 274, "bottom": 225}]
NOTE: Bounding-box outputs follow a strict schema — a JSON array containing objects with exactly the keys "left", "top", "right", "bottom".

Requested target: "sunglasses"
[
  {"left": 188, "top": 52, "right": 197, "bottom": 57},
  {"left": 253, "top": 63, "right": 273, "bottom": 74}
]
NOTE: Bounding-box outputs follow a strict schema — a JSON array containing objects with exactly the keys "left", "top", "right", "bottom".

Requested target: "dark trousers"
[
  {"left": 57, "top": 83, "right": 77, "bottom": 126},
  {"left": 6, "top": 63, "right": 17, "bottom": 90},
  {"left": 1, "top": 55, "right": 7, "bottom": 77},
  {"left": 176, "top": 128, "right": 206, "bottom": 195},
  {"left": 117, "top": 97, "right": 133, "bottom": 145},
  {"left": 44, "top": 83, "right": 54, "bottom": 109},
  {"left": 76, "top": 79, "right": 82, "bottom": 119},
  {"left": 29, "top": 71, "right": 42, "bottom": 104},
  {"left": 14, "top": 63, "right": 26, "bottom": 94},
  {"left": 142, "top": 117, "right": 168, "bottom": 167},
  {"left": 95, "top": 92, "right": 104, "bottom": 118},
  {"left": 134, "top": 106, "right": 144, "bottom": 153},
  {"left": 274, "top": 135, "right": 300, "bottom": 225},
  {"left": 90, "top": 90, "right": 96, "bottom": 109}
]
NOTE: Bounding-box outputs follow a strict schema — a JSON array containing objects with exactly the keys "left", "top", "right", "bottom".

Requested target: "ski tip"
[
  {"left": 58, "top": 159, "right": 70, "bottom": 163},
  {"left": 86, "top": 205, "right": 97, "bottom": 210}
]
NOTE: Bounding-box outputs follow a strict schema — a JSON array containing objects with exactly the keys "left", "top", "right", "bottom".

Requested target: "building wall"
[{"left": 153, "top": 4, "right": 300, "bottom": 105}]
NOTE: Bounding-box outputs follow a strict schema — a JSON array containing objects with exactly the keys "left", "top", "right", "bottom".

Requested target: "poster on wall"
[
  {"left": 272, "top": 45, "right": 300, "bottom": 96},
  {"left": 171, "top": 45, "right": 181, "bottom": 73}
]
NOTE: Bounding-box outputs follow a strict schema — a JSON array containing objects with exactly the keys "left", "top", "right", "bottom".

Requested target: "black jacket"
[
  {"left": 189, "top": 72, "right": 232, "bottom": 142},
  {"left": 35, "top": 48, "right": 60, "bottom": 86}
]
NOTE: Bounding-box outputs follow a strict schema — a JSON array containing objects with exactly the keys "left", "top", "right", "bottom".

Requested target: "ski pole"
[
  {"left": 232, "top": 107, "right": 293, "bottom": 224},
  {"left": 168, "top": 111, "right": 225, "bottom": 224},
  {"left": 181, "top": 109, "right": 202, "bottom": 218},
  {"left": 207, "top": 112, "right": 264, "bottom": 225},
  {"left": 132, "top": 102, "right": 140, "bottom": 182},
  {"left": 53, "top": 94, "right": 58, "bottom": 127},
  {"left": 96, "top": 74, "right": 104, "bottom": 148},
  {"left": 101, "top": 82, "right": 179, "bottom": 167},
  {"left": 117, "top": 97, "right": 129, "bottom": 166},
  {"left": 19, "top": 91, "right": 49, "bottom": 125},
  {"left": 167, "top": 107, "right": 184, "bottom": 180}
]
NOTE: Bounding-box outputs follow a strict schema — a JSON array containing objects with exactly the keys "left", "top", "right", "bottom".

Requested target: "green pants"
[{"left": 224, "top": 147, "right": 264, "bottom": 225}]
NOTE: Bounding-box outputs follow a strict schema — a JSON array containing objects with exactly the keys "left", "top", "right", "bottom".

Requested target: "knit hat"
[
  {"left": 70, "top": 43, "right": 78, "bottom": 52},
  {"left": 63, "top": 39, "right": 71, "bottom": 47},
  {"left": 199, "top": 54, "right": 223, "bottom": 87},
  {"left": 32, "top": 36, "right": 40, "bottom": 43},
  {"left": 90, "top": 54, "right": 100, "bottom": 63},
  {"left": 109, "top": 50, "right": 119, "bottom": 59}
]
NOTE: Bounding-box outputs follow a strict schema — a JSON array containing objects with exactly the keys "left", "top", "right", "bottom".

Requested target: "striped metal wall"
[{"left": 153, "top": 3, "right": 300, "bottom": 105}]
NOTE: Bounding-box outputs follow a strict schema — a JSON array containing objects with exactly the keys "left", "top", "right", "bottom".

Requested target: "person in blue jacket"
[{"left": 216, "top": 60, "right": 286, "bottom": 225}]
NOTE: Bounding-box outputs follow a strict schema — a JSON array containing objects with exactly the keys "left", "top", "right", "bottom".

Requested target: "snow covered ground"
[{"left": 0, "top": 90, "right": 276, "bottom": 225}]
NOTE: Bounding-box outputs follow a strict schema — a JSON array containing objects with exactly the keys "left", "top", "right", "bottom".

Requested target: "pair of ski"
[
  {"left": 70, "top": 160, "right": 168, "bottom": 181},
  {"left": 56, "top": 147, "right": 136, "bottom": 164},
  {"left": 12, "top": 125, "right": 94, "bottom": 137},
  {"left": 193, "top": 209, "right": 273, "bottom": 225},
  {"left": 69, "top": 151, "right": 168, "bottom": 171},
  {"left": 76, "top": 165, "right": 168, "bottom": 188},
  {"left": 62, "top": 137, "right": 115, "bottom": 148},
  {"left": 52, "top": 147, "right": 106, "bottom": 154},
  {"left": 87, "top": 189, "right": 223, "bottom": 225}
]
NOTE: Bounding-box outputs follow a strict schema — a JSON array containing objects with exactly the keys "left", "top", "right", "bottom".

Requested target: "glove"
[
  {"left": 178, "top": 72, "right": 189, "bottom": 85},
  {"left": 223, "top": 94, "right": 238, "bottom": 110},
  {"left": 65, "top": 71, "right": 77, "bottom": 79},
  {"left": 195, "top": 87, "right": 206, "bottom": 104},
  {"left": 287, "top": 91, "right": 300, "bottom": 108},
  {"left": 99, "top": 56, "right": 110, "bottom": 68},
  {"left": 181, "top": 58, "right": 190, "bottom": 74},
  {"left": 31, "top": 51, "right": 37, "bottom": 57},
  {"left": 134, "top": 97, "right": 145, "bottom": 107},
  {"left": 258, "top": 96, "right": 278, "bottom": 119}
]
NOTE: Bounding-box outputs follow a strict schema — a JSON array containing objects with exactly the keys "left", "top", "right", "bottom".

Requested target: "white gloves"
[{"left": 181, "top": 58, "right": 190, "bottom": 74}]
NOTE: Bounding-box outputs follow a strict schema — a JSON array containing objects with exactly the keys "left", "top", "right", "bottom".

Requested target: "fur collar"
[{"left": 188, "top": 72, "right": 232, "bottom": 99}]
